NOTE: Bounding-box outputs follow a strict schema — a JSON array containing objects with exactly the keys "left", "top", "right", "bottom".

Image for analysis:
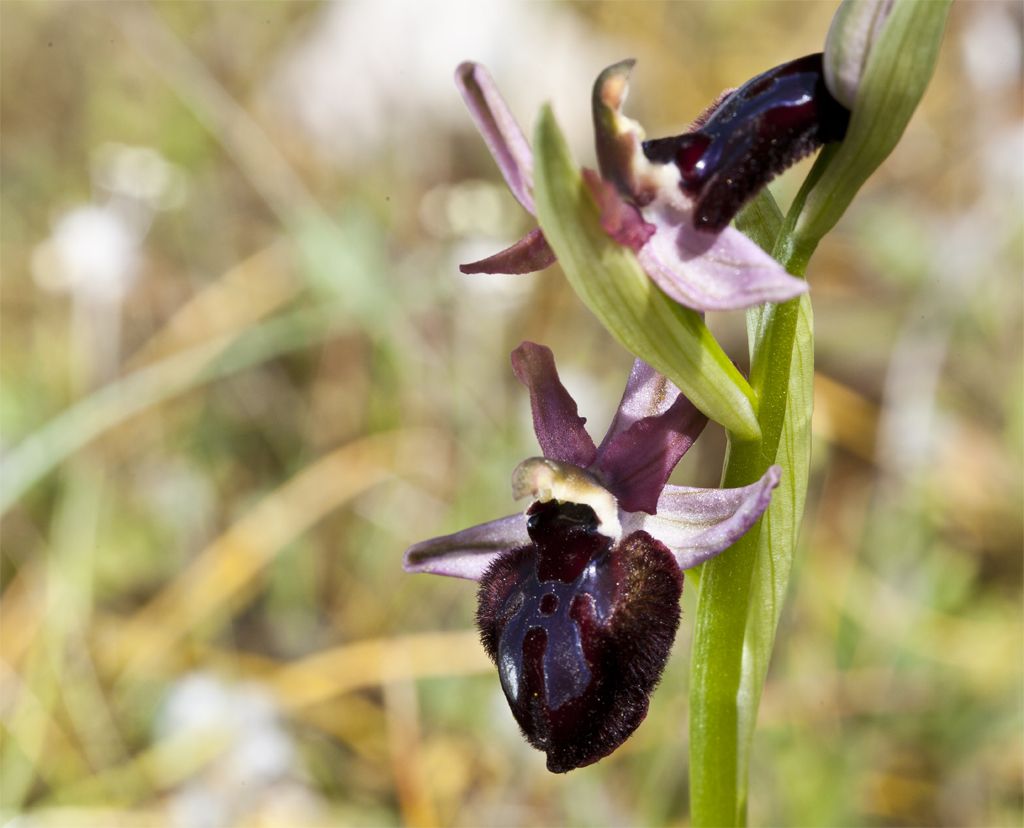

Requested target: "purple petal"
[
  {"left": 637, "top": 200, "right": 808, "bottom": 311},
  {"left": 581, "top": 169, "right": 655, "bottom": 252},
  {"left": 511, "top": 342, "right": 597, "bottom": 468},
  {"left": 599, "top": 359, "right": 679, "bottom": 444},
  {"left": 455, "top": 61, "right": 536, "bottom": 215},
  {"left": 620, "top": 466, "right": 781, "bottom": 569},
  {"left": 460, "top": 227, "right": 556, "bottom": 275},
  {"left": 403, "top": 514, "right": 528, "bottom": 581},
  {"left": 592, "top": 374, "right": 707, "bottom": 514}
]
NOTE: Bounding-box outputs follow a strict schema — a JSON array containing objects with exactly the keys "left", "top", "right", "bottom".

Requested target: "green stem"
[
  {"left": 687, "top": 293, "right": 804, "bottom": 827},
  {"left": 688, "top": 155, "right": 831, "bottom": 825},
  {"left": 685, "top": 1, "right": 950, "bottom": 814}
]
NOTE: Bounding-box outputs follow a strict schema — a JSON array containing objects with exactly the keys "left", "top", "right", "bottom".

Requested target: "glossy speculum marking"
[
  {"left": 477, "top": 500, "right": 682, "bottom": 772},
  {"left": 643, "top": 52, "right": 850, "bottom": 232}
]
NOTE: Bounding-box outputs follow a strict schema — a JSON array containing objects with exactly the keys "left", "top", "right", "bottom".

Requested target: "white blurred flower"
[
  {"left": 31, "top": 204, "right": 140, "bottom": 303},
  {"left": 31, "top": 144, "right": 185, "bottom": 384},
  {"left": 266, "top": 0, "right": 621, "bottom": 168},
  {"left": 960, "top": 3, "right": 1022, "bottom": 93},
  {"left": 157, "top": 672, "right": 323, "bottom": 828},
  {"left": 93, "top": 142, "right": 187, "bottom": 213},
  {"left": 32, "top": 144, "right": 184, "bottom": 304}
]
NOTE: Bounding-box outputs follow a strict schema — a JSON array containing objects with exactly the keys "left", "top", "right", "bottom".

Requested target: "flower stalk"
[
  {"left": 414, "top": 0, "right": 950, "bottom": 808},
  {"left": 688, "top": 214, "right": 813, "bottom": 828},
  {"left": 689, "top": 3, "right": 951, "bottom": 824}
]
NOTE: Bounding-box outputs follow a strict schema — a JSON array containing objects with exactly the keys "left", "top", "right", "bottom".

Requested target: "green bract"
[
  {"left": 823, "top": 0, "right": 895, "bottom": 110},
  {"left": 532, "top": 105, "right": 761, "bottom": 442},
  {"left": 791, "top": 0, "right": 952, "bottom": 260}
]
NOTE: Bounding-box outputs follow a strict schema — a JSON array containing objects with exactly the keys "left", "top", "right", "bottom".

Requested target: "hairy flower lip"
[
  {"left": 404, "top": 342, "right": 781, "bottom": 580},
  {"left": 405, "top": 344, "right": 781, "bottom": 772},
  {"left": 476, "top": 516, "right": 682, "bottom": 772},
  {"left": 637, "top": 53, "right": 851, "bottom": 233},
  {"left": 453, "top": 60, "right": 807, "bottom": 312}
]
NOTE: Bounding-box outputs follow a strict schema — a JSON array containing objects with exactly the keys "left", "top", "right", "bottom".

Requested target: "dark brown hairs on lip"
[
  {"left": 476, "top": 500, "right": 683, "bottom": 772},
  {"left": 642, "top": 52, "right": 850, "bottom": 232}
]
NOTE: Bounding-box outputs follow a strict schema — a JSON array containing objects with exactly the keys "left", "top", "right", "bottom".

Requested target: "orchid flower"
[
  {"left": 404, "top": 342, "right": 779, "bottom": 772},
  {"left": 455, "top": 59, "right": 846, "bottom": 311}
]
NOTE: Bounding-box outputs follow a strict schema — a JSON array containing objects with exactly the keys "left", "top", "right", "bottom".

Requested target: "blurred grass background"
[{"left": 1, "top": 1, "right": 1021, "bottom": 826}]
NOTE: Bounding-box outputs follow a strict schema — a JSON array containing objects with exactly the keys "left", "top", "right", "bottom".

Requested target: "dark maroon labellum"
[
  {"left": 476, "top": 500, "right": 682, "bottom": 772},
  {"left": 642, "top": 52, "right": 850, "bottom": 232}
]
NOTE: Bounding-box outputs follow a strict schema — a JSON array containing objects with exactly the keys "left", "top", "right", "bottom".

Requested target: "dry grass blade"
[
  {"left": 813, "top": 372, "right": 879, "bottom": 461},
  {"left": 385, "top": 677, "right": 438, "bottom": 828},
  {"left": 40, "top": 727, "right": 233, "bottom": 810},
  {"left": 108, "top": 3, "right": 325, "bottom": 226},
  {"left": 127, "top": 240, "right": 298, "bottom": 369},
  {"left": 0, "top": 563, "right": 46, "bottom": 675},
  {"left": 0, "top": 305, "right": 348, "bottom": 515},
  {"left": 0, "top": 809, "right": 168, "bottom": 828},
  {"left": 111, "top": 431, "right": 446, "bottom": 677},
  {"left": 269, "top": 630, "right": 491, "bottom": 711}
]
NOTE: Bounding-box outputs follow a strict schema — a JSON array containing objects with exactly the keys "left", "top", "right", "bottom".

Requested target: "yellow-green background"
[{"left": 2, "top": 2, "right": 1021, "bottom": 825}]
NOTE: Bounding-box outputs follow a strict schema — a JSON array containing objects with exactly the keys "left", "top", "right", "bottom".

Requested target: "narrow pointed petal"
[
  {"left": 455, "top": 61, "right": 536, "bottom": 214},
  {"left": 637, "top": 200, "right": 808, "bottom": 311},
  {"left": 601, "top": 359, "right": 679, "bottom": 445},
  {"left": 403, "top": 514, "right": 528, "bottom": 581},
  {"left": 459, "top": 227, "right": 556, "bottom": 275},
  {"left": 592, "top": 59, "right": 642, "bottom": 198},
  {"left": 620, "top": 465, "right": 780, "bottom": 569},
  {"left": 581, "top": 169, "right": 655, "bottom": 252},
  {"left": 592, "top": 389, "right": 707, "bottom": 515},
  {"left": 511, "top": 342, "right": 598, "bottom": 468}
]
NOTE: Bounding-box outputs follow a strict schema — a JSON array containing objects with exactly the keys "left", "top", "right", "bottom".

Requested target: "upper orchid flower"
[
  {"left": 455, "top": 59, "right": 844, "bottom": 311},
  {"left": 404, "top": 342, "right": 780, "bottom": 772}
]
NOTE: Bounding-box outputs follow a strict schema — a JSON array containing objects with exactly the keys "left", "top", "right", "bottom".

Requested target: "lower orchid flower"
[
  {"left": 404, "top": 343, "right": 780, "bottom": 772},
  {"left": 455, "top": 57, "right": 847, "bottom": 311}
]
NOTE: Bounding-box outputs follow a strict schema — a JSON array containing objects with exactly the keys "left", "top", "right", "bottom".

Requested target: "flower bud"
[
  {"left": 823, "top": 0, "right": 895, "bottom": 109},
  {"left": 792, "top": 0, "right": 951, "bottom": 256}
]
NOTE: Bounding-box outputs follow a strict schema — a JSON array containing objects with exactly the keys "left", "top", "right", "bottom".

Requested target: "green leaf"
[
  {"left": 531, "top": 104, "right": 761, "bottom": 441},
  {"left": 737, "top": 292, "right": 814, "bottom": 818},
  {"left": 792, "top": 0, "right": 952, "bottom": 258},
  {"left": 690, "top": 187, "right": 807, "bottom": 828},
  {"left": 735, "top": 189, "right": 783, "bottom": 255}
]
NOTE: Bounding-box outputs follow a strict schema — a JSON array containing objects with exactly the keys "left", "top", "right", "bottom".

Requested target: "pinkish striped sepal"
[{"left": 455, "top": 59, "right": 809, "bottom": 312}]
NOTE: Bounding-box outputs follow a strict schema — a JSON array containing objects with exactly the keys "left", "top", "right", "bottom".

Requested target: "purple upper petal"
[
  {"left": 620, "top": 465, "right": 781, "bottom": 569},
  {"left": 592, "top": 368, "right": 707, "bottom": 514},
  {"left": 591, "top": 59, "right": 642, "bottom": 199},
  {"left": 460, "top": 227, "right": 556, "bottom": 275},
  {"left": 637, "top": 200, "right": 809, "bottom": 311},
  {"left": 455, "top": 62, "right": 536, "bottom": 215},
  {"left": 511, "top": 342, "right": 597, "bottom": 468},
  {"left": 403, "top": 514, "right": 528, "bottom": 581},
  {"left": 600, "top": 358, "right": 677, "bottom": 444}
]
